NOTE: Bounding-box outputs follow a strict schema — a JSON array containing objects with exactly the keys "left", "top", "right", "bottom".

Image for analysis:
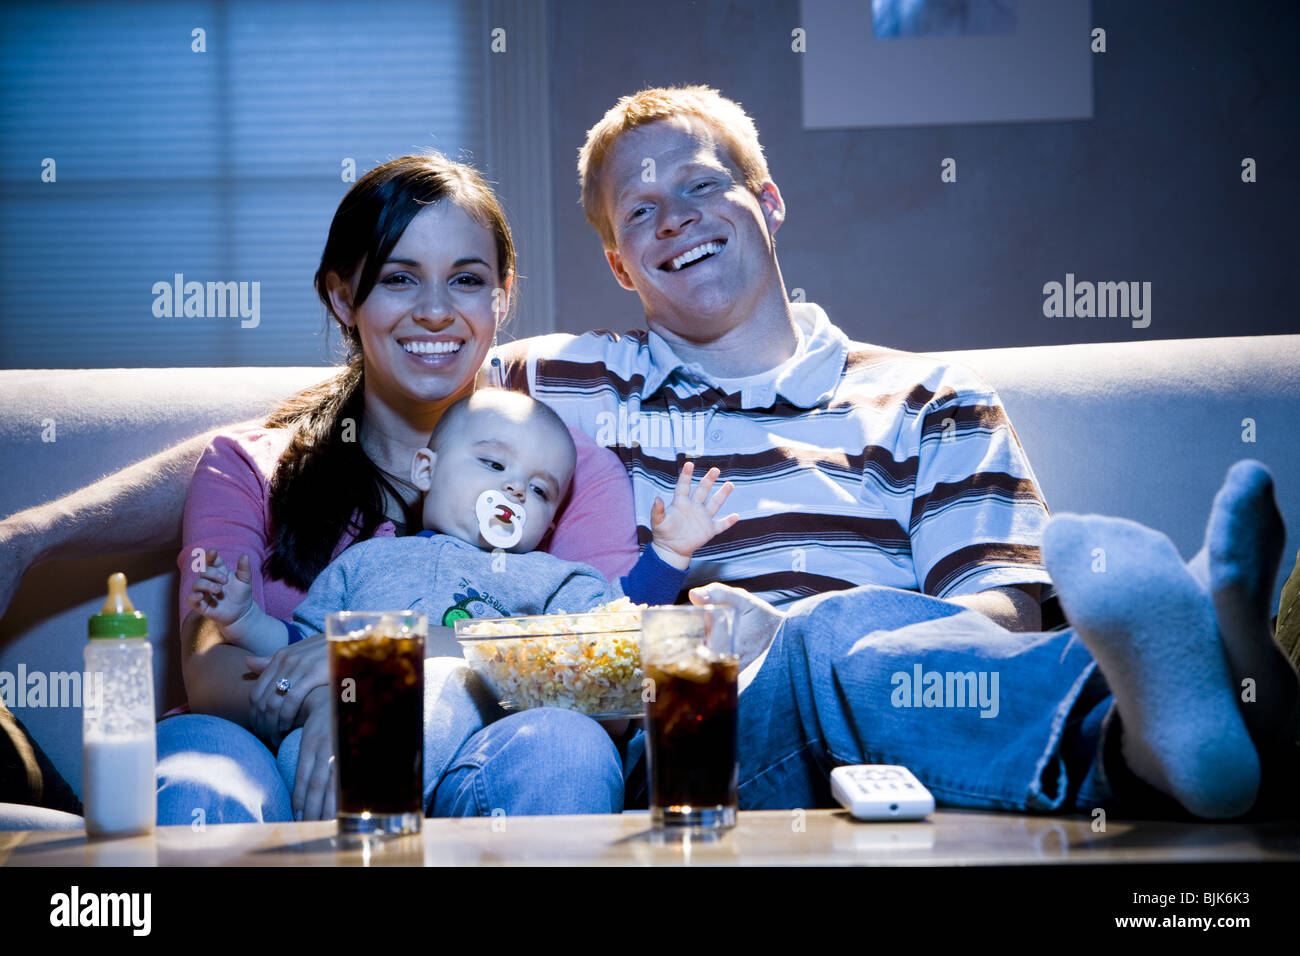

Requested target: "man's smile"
[{"left": 660, "top": 239, "right": 726, "bottom": 272}]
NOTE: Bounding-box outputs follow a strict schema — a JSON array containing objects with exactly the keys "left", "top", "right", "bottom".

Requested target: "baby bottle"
[{"left": 82, "top": 572, "right": 156, "bottom": 837}]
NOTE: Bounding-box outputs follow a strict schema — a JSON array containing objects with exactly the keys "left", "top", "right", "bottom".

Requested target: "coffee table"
[{"left": 4, "top": 809, "right": 1298, "bottom": 866}]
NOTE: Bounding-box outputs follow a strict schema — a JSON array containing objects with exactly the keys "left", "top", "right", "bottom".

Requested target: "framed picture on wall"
[{"left": 801, "top": 0, "right": 1094, "bottom": 128}]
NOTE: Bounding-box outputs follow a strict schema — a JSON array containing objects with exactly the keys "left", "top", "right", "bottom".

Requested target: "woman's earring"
[{"left": 490, "top": 334, "right": 505, "bottom": 388}]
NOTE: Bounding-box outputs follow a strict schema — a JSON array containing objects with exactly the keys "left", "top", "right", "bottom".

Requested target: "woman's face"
[{"left": 330, "top": 200, "right": 505, "bottom": 420}]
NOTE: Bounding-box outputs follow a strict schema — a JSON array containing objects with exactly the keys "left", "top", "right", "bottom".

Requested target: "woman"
[{"left": 157, "top": 155, "right": 638, "bottom": 824}]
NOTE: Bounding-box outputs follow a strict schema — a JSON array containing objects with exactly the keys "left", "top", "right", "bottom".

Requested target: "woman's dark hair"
[{"left": 263, "top": 154, "right": 516, "bottom": 590}]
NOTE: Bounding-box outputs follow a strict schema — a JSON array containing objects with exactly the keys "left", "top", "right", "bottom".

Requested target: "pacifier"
[{"left": 476, "top": 489, "right": 527, "bottom": 549}]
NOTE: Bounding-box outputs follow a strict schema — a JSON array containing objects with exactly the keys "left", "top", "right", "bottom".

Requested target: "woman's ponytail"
[{"left": 264, "top": 356, "right": 412, "bottom": 590}]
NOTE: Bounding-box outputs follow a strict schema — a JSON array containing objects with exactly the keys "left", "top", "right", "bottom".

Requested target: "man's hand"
[
  {"left": 0, "top": 518, "right": 38, "bottom": 621},
  {"left": 948, "top": 584, "right": 1041, "bottom": 632},
  {"left": 649, "top": 461, "right": 740, "bottom": 571},
  {"left": 688, "top": 582, "right": 786, "bottom": 671}
]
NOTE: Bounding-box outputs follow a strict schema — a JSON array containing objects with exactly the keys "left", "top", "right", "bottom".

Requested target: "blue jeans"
[
  {"left": 734, "top": 586, "right": 1119, "bottom": 812},
  {"left": 434, "top": 585, "right": 1132, "bottom": 816},
  {"left": 157, "top": 713, "right": 294, "bottom": 824},
  {"left": 158, "top": 587, "right": 1139, "bottom": 823},
  {"left": 155, "top": 658, "right": 625, "bottom": 824}
]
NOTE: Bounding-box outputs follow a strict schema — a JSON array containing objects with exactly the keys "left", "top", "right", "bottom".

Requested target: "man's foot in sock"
[
  {"left": 1044, "top": 514, "right": 1260, "bottom": 819},
  {"left": 1187, "top": 460, "right": 1299, "bottom": 739}
]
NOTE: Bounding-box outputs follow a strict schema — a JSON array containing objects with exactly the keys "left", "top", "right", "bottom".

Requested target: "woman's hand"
[
  {"left": 246, "top": 632, "right": 330, "bottom": 749},
  {"left": 292, "top": 686, "right": 336, "bottom": 822},
  {"left": 688, "top": 582, "right": 786, "bottom": 671}
]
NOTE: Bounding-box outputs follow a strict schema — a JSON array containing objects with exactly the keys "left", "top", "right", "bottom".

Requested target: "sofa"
[{"left": 2, "top": 334, "right": 1297, "bottom": 821}]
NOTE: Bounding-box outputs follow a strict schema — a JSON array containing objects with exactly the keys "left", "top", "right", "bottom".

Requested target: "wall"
[{"left": 544, "top": 0, "right": 1299, "bottom": 351}]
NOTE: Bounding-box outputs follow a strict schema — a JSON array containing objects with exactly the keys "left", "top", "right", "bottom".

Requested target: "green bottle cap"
[{"left": 88, "top": 572, "right": 148, "bottom": 639}]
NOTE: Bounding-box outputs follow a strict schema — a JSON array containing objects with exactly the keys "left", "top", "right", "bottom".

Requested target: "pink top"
[{"left": 176, "top": 425, "right": 639, "bottom": 637}]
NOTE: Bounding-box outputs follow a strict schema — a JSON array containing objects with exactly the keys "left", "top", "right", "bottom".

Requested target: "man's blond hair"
[{"left": 578, "top": 85, "right": 771, "bottom": 249}]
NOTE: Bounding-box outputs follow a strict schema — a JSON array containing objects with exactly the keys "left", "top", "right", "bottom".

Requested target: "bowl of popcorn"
[{"left": 453, "top": 599, "right": 646, "bottom": 718}]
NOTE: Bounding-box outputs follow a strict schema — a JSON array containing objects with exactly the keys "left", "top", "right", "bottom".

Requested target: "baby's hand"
[
  {"left": 649, "top": 461, "right": 739, "bottom": 570},
  {"left": 187, "top": 550, "right": 255, "bottom": 629}
]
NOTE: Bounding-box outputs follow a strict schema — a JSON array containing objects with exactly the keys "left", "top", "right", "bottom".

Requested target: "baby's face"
[{"left": 412, "top": 405, "right": 574, "bottom": 553}]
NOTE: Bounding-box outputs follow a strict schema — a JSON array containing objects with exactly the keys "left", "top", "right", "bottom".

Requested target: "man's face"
[
  {"left": 600, "top": 117, "right": 785, "bottom": 344},
  {"left": 412, "top": 406, "right": 574, "bottom": 553}
]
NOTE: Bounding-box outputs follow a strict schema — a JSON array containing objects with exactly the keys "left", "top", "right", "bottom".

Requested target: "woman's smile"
[
  {"left": 399, "top": 336, "right": 467, "bottom": 368},
  {"left": 344, "top": 200, "right": 501, "bottom": 412}
]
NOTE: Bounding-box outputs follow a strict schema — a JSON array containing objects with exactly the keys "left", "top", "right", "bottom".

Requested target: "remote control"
[{"left": 831, "top": 764, "right": 935, "bottom": 821}]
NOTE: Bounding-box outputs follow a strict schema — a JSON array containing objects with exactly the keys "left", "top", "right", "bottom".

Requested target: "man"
[
  {"left": 493, "top": 86, "right": 1295, "bottom": 820},
  {"left": 501, "top": 85, "right": 1046, "bottom": 636}
]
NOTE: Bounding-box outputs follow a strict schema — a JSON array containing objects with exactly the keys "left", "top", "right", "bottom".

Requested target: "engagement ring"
[{"left": 275, "top": 678, "right": 292, "bottom": 694}]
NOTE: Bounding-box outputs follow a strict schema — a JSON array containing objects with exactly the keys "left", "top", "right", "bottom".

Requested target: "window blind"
[{"left": 0, "top": 0, "right": 483, "bottom": 368}]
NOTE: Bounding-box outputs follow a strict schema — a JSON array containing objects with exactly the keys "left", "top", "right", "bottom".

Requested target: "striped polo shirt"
[{"left": 497, "top": 303, "right": 1052, "bottom": 609}]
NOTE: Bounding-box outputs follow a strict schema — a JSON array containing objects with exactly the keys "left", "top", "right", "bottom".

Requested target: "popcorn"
[{"left": 454, "top": 600, "right": 645, "bottom": 717}]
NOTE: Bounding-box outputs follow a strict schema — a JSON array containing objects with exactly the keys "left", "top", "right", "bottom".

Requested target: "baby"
[{"left": 191, "top": 389, "right": 737, "bottom": 654}]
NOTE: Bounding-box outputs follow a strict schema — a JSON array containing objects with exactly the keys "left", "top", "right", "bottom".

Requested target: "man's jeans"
[
  {"left": 736, "top": 586, "right": 1117, "bottom": 813},
  {"left": 157, "top": 586, "right": 1137, "bottom": 823}
]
